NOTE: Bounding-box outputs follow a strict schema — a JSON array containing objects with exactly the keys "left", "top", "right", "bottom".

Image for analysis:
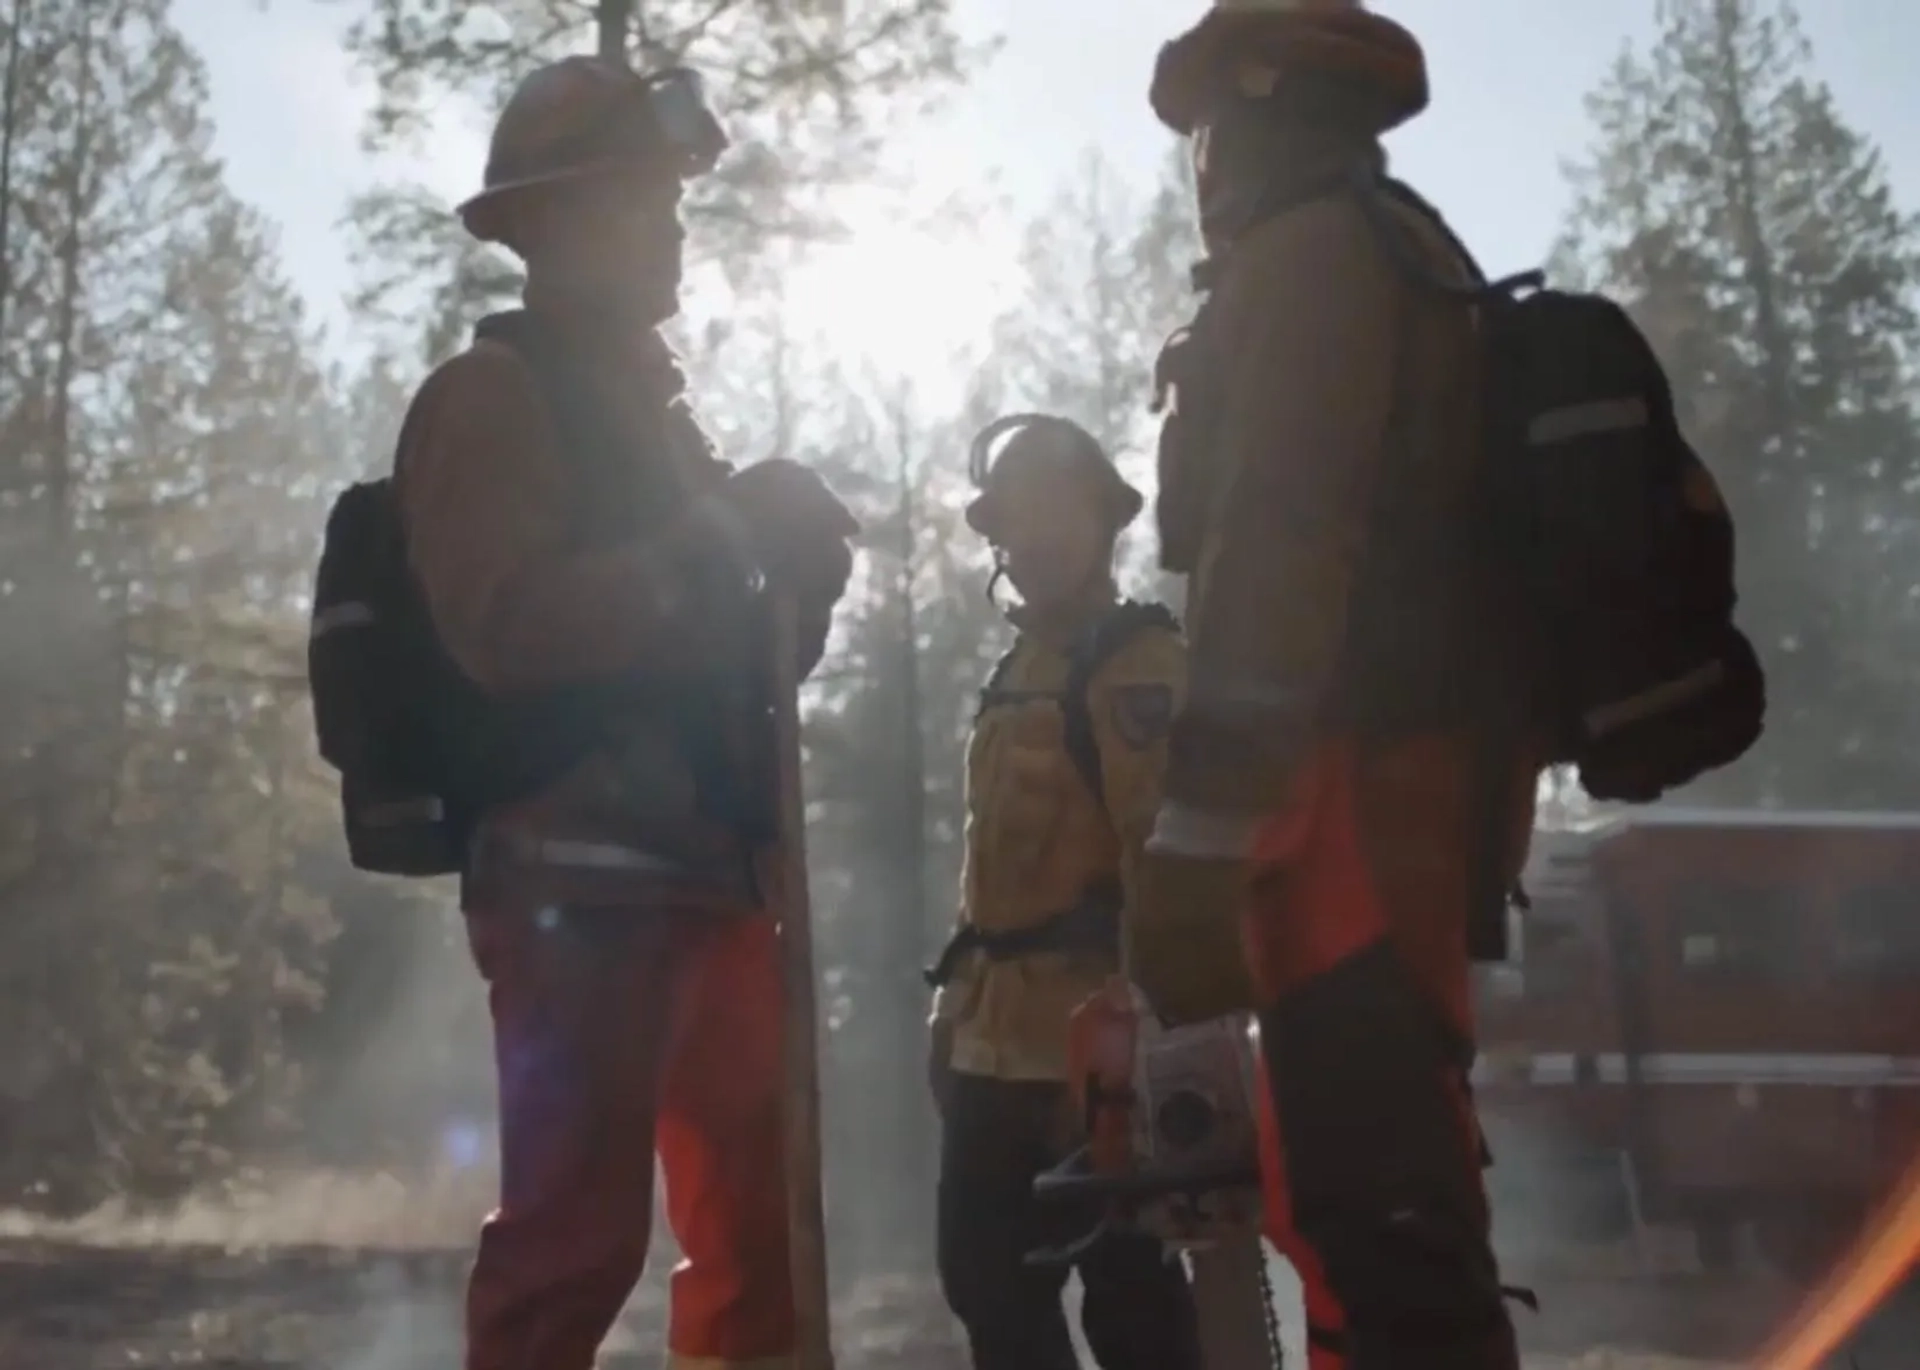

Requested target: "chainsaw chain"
[{"left": 1257, "top": 1244, "right": 1284, "bottom": 1369}]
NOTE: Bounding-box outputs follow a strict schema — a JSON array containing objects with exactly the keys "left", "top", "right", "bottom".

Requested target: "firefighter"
[
  {"left": 395, "top": 57, "right": 856, "bottom": 1370},
  {"left": 926, "top": 414, "right": 1203, "bottom": 1370},
  {"left": 1133, "top": 2, "right": 1539, "bottom": 1368}
]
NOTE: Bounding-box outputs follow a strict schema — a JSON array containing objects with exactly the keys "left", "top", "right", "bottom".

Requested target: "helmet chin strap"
[{"left": 990, "top": 552, "right": 1120, "bottom": 622}]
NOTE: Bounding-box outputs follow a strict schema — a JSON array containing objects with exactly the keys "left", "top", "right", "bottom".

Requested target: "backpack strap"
[
  {"left": 472, "top": 310, "right": 616, "bottom": 489},
  {"left": 1061, "top": 601, "right": 1180, "bottom": 807},
  {"left": 467, "top": 312, "right": 771, "bottom": 842},
  {"left": 973, "top": 601, "right": 1180, "bottom": 808},
  {"left": 1355, "top": 175, "right": 1541, "bottom": 301},
  {"left": 470, "top": 310, "right": 689, "bottom": 533},
  {"left": 1339, "top": 183, "right": 1534, "bottom": 962},
  {"left": 973, "top": 640, "right": 1026, "bottom": 720}
]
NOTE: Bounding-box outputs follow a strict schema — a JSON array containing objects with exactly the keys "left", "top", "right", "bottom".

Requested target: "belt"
[{"left": 924, "top": 882, "right": 1122, "bottom": 989}]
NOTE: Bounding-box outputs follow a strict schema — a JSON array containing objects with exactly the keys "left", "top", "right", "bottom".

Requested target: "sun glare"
[{"left": 777, "top": 202, "right": 1017, "bottom": 407}]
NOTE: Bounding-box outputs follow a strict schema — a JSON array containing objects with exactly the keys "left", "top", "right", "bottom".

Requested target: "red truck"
[{"left": 1473, "top": 808, "right": 1920, "bottom": 1279}]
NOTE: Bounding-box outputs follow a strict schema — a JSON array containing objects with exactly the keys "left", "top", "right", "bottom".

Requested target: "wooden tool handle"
[{"left": 771, "top": 592, "right": 835, "bottom": 1370}]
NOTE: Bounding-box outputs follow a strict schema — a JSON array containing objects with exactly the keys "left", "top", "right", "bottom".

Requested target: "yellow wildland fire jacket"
[{"left": 930, "top": 598, "right": 1186, "bottom": 1081}]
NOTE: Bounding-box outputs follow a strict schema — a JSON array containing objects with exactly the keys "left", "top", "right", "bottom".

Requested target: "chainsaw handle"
[{"left": 1023, "top": 1212, "right": 1117, "bottom": 1268}]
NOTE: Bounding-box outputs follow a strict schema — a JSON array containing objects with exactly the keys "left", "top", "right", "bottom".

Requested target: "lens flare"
[
  {"left": 441, "top": 1119, "right": 487, "bottom": 1172},
  {"left": 1755, "top": 1148, "right": 1920, "bottom": 1369}
]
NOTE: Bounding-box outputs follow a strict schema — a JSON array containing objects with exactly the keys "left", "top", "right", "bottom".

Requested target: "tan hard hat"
[
  {"left": 459, "top": 57, "right": 727, "bottom": 244},
  {"left": 1150, "top": 0, "right": 1429, "bottom": 137},
  {"left": 964, "top": 415, "right": 1144, "bottom": 541}
]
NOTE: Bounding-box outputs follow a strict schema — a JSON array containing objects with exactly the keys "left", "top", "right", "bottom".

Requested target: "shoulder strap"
[
  {"left": 1062, "top": 601, "right": 1180, "bottom": 805},
  {"left": 1189, "top": 165, "right": 1356, "bottom": 293},
  {"left": 472, "top": 310, "right": 614, "bottom": 472},
  {"left": 1356, "top": 175, "right": 1541, "bottom": 302},
  {"left": 1337, "top": 191, "right": 1530, "bottom": 963},
  {"left": 973, "top": 640, "right": 1024, "bottom": 722},
  {"left": 471, "top": 310, "right": 689, "bottom": 534}
]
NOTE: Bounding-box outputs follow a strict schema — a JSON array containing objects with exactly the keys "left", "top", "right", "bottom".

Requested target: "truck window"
[
  {"left": 1834, "top": 883, "right": 1920, "bottom": 977},
  {"left": 1667, "top": 881, "right": 1800, "bottom": 981}
]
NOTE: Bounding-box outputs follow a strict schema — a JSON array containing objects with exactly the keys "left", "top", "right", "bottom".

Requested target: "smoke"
[{"left": 0, "top": 1167, "right": 490, "bottom": 1249}]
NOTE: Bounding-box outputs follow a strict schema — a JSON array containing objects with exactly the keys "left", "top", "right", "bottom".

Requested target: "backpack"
[
  {"left": 977, "top": 601, "right": 1181, "bottom": 806},
  {"left": 1350, "top": 176, "right": 1766, "bottom": 805},
  {"left": 307, "top": 313, "right": 650, "bottom": 878},
  {"left": 308, "top": 479, "right": 463, "bottom": 876}
]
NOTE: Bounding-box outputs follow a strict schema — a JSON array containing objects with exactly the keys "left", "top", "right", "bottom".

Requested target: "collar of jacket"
[
  {"left": 1191, "top": 127, "right": 1387, "bottom": 292},
  {"left": 520, "top": 270, "right": 691, "bottom": 403},
  {"left": 1005, "top": 580, "right": 1121, "bottom": 647}
]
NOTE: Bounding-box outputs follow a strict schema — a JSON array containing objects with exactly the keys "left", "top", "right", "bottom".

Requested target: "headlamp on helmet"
[
  {"left": 964, "top": 413, "right": 1144, "bottom": 539},
  {"left": 969, "top": 413, "right": 1103, "bottom": 490},
  {"left": 642, "top": 66, "right": 729, "bottom": 179}
]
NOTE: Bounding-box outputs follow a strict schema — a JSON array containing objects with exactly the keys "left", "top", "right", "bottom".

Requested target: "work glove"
[
  {"left": 1129, "top": 804, "right": 1266, "bottom": 1026},
  {"left": 720, "top": 457, "right": 859, "bottom": 605}
]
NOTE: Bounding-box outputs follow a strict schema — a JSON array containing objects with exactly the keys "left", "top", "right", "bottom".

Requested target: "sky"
[{"left": 175, "top": 0, "right": 1920, "bottom": 362}]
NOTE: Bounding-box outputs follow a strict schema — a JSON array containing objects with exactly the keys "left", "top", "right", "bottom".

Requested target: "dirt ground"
[
  {"left": 0, "top": 1239, "right": 1747, "bottom": 1370},
  {"left": 0, "top": 1238, "right": 1784, "bottom": 1370},
  {"left": 0, "top": 1176, "right": 1906, "bottom": 1369}
]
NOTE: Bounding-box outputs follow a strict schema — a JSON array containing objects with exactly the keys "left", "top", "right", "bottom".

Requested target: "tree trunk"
[
  {"left": 1710, "top": 0, "right": 1793, "bottom": 445},
  {"left": 48, "top": 2, "right": 98, "bottom": 536},
  {"left": 884, "top": 400, "right": 933, "bottom": 1266},
  {"left": 597, "top": 0, "right": 633, "bottom": 64},
  {"left": 0, "top": 0, "right": 30, "bottom": 343}
]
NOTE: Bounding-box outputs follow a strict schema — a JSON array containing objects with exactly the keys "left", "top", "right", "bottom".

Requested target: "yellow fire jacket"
[{"left": 933, "top": 600, "right": 1187, "bottom": 1081}]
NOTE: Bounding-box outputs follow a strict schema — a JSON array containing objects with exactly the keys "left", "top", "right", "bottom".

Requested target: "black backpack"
[
  {"left": 307, "top": 313, "right": 650, "bottom": 878},
  {"left": 308, "top": 478, "right": 464, "bottom": 877},
  {"left": 977, "top": 601, "right": 1181, "bottom": 806},
  {"left": 1353, "top": 177, "right": 1766, "bottom": 805}
]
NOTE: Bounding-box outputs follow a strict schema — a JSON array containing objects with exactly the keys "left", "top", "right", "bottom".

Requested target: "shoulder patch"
[{"left": 1109, "top": 681, "right": 1175, "bottom": 750}]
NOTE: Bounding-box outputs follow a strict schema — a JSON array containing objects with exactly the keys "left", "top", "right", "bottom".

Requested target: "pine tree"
[
  {"left": 774, "top": 155, "right": 1208, "bottom": 1265},
  {"left": 1555, "top": 0, "right": 1920, "bottom": 806},
  {"left": 697, "top": 303, "right": 1005, "bottom": 1271},
  {"left": 987, "top": 146, "right": 1203, "bottom": 601},
  {"left": 340, "top": 0, "right": 981, "bottom": 358},
  {"left": 0, "top": 0, "right": 346, "bottom": 1206}
]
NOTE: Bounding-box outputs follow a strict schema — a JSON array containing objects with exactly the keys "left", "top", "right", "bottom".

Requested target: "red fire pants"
[
  {"left": 463, "top": 902, "right": 792, "bottom": 1370},
  {"left": 1241, "top": 740, "right": 1518, "bottom": 1370}
]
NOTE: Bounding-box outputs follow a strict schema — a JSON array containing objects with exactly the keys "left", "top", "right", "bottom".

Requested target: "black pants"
[
  {"left": 1258, "top": 941, "right": 1520, "bottom": 1370},
  {"left": 936, "top": 1072, "right": 1202, "bottom": 1370}
]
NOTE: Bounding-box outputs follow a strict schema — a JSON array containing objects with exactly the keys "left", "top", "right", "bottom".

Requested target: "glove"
[
  {"left": 721, "top": 458, "right": 859, "bottom": 600},
  {"left": 1127, "top": 806, "right": 1266, "bottom": 1026}
]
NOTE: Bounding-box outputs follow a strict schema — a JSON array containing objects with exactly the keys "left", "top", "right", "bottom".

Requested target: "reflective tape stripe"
[
  {"left": 310, "top": 601, "right": 374, "bottom": 638},
  {"left": 1473, "top": 1052, "right": 1920, "bottom": 1088},
  {"left": 490, "top": 834, "right": 686, "bottom": 874},
  {"left": 1527, "top": 396, "right": 1650, "bottom": 446},
  {"left": 1582, "top": 659, "right": 1727, "bottom": 738},
  {"left": 1146, "top": 803, "right": 1263, "bottom": 860}
]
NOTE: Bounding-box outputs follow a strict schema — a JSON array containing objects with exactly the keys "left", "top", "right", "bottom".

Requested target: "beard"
[{"left": 611, "top": 259, "right": 682, "bottom": 327}]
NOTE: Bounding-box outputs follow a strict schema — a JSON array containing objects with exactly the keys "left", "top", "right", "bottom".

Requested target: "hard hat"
[
  {"left": 1150, "top": 0, "right": 1429, "bottom": 138},
  {"left": 459, "top": 57, "right": 729, "bottom": 244},
  {"left": 964, "top": 414, "right": 1144, "bottom": 541}
]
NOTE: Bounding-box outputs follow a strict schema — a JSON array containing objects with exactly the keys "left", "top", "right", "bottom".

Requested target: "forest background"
[{"left": 1, "top": 0, "right": 1917, "bottom": 1283}]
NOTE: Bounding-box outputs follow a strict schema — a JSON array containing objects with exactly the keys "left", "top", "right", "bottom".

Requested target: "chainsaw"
[{"left": 1027, "top": 976, "right": 1284, "bottom": 1370}]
